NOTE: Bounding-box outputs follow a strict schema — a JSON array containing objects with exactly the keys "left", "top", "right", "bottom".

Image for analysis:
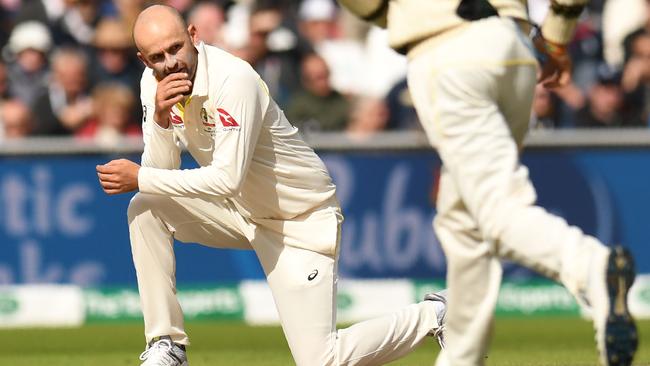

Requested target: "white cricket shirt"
[
  {"left": 137, "top": 43, "right": 340, "bottom": 254},
  {"left": 338, "top": 0, "right": 587, "bottom": 52}
]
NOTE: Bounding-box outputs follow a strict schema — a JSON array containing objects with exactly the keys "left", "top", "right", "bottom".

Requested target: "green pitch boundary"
[{"left": 0, "top": 318, "right": 648, "bottom": 365}]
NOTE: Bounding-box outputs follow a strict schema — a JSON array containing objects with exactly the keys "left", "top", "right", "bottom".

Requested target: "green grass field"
[{"left": 1, "top": 318, "right": 648, "bottom": 365}]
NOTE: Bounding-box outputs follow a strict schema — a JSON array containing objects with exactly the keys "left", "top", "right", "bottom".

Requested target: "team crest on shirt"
[
  {"left": 201, "top": 107, "right": 216, "bottom": 135},
  {"left": 216, "top": 108, "right": 240, "bottom": 132}
]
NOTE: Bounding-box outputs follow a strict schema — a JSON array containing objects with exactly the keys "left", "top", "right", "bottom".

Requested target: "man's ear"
[
  {"left": 136, "top": 51, "right": 150, "bottom": 68},
  {"left": 188, "top": 24, "right": 199, "bottom": 45}
]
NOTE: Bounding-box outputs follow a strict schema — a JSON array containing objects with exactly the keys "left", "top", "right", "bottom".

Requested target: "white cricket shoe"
[
  {"left": 588, "top": 246, "right": 638, "bottom": 366},
  {"left": 139, "top": 337, "right": 188, "bottom": 366},
  {"left": 424, "top": 290, "right": 447, "bottom": 349}
]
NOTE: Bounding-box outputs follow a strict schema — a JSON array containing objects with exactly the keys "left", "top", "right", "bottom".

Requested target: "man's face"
[
  {"left": 2, "top": 102, "right": 32, "bottom": 139},
  {"left": 137, "top": 24, "right": 199, "bottom": 82},
  {"left": 302, "top": 56, "right": 331, "bottom": 97},
  {"left": 190, "top": 5, "right": 224, "bottom": 45},
  {"left": 55, "top": 57, "right": 87, "bottom": 97}
]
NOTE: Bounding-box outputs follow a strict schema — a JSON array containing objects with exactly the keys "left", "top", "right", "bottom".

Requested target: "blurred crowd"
[{"left": 0, "top": 0, "right": 649, "bottom": 146}]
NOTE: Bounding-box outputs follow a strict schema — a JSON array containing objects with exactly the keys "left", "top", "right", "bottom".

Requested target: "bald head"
[
  {"left": 133, "top": 5, "right": 186, "bottom": 51},
  {"left": 133, "top": 4, "right": 199, "bottom": 81},
  {"left": 2, "top": 99, "right": 33, "bottom": 139}
]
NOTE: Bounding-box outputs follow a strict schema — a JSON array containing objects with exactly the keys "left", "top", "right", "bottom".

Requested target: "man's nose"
[{"left": 165, "top": 54, "right": 179, "bottom": 71}]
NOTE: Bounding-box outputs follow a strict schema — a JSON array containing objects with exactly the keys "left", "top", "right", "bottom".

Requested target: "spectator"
[
  {"left": 245, "top": 1, "right": 301, "bottom": 107},
  {"left": 531, "top": 85, "right": 559, "bottom": 129},
  {"left": 549, "top": 81, "right": 586, "bottom": 128},
  {"left": 0, "top": 99, "right": 34, "bottom": 140},
  {"left": 112, "top": 0, "right": 149, "bottom": 33},
  {"left": 385, "top": 78, "right": 420, "bottom": 130},
  {"left": 346, "top": 96, "right": 389, "bottom": 138},
  {"left": 297, "top": 0, "right": 365, "bottom": 96},
  {"left": 0, "top": 60, "right": 8, "bottom": 101},
  {"left": 32, "top": 47, "right": 92, "bottom": 135},
  {"left": 164, "top": 0, "right": 195, "bottom": 16},
  {"left": 220, "top": 1, "right": 250, "bottom": 57},
  {"left": 298, "top": 0, "right": 407, "bottom": 97},
  {"left": 569, "top": 18, "right": 605, "bottom": 91},
  {"left": 187, "top": 1, "right": 226, "bottom": 47},
  {"left": 286, "top": 53, "right": 349, "bottom": 132},
  {"left": 0, "top": 5, "right": 10, "bottom": 48},
  {"left": 297, "top": 0, "right": 338, "bottom": 46},
  {"left": 3, "top": 21, "right": 51, "bottom": 106},
  {"left": 77, "top": 82, "right": 140, "bottom": 145},
  {"left": 576, "top": 64, "right": 640, "bottom": 128},
  {"left": 14, "top": 0, "right": 66, "bottom": 27},
  {"left": 0, "top": 0, "right": 643, "bottom": 130},
  {"left": 622, "top": 32, "right": 650, "bottom": 123},
  {"left": 0, "top": 60, "right": 8, "bottom": 134},
  {"left": 55, "top": 0, "right": 102, "bottom": 47},
  {"left": 89, "top": 18, "right": 141, "bottom": 91}
]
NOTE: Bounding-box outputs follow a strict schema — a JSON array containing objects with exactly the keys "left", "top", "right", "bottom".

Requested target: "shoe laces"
[
  {"left": 424, "top": 291, "right": 447, "bottom": 349},
  {"left": 432, "top": 324, "right": 446, "bottom": 349},
  {"left": 139, "top": 339, "right": 179, "bottom": 366}
]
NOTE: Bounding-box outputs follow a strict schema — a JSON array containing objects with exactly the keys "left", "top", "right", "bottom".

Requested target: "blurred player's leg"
[
  {"left": 419, "top": 19, "right": 607, "bottom": 304},
  {"left": 251, "top": 217, "right": 445, "bottom": 366},
  {"left": 433, "top": 168, "right": 502, "bottom": 366},
  {"left": 408, "top": 17, "right": 634, "bottom": 365},
  {"left": 127, "top": 193, "right": 252, "bottom": 346}
]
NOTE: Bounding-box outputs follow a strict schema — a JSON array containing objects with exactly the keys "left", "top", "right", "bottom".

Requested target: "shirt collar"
[{"left": 190, "top": 42, "right": 208, "bottom": 98}]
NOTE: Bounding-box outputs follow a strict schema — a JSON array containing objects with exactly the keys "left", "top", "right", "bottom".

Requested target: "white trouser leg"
[
  {"left": 433, "top": 168, "right": 502, "bottom": 366},
  {"left": 407, "top": 17, "right": 609, "bottom": 366},
  {"left": 129, "top": 192, "right": 441, "bottom": 364},
  {"left": 127, "top": 193, "right": 251, "bottom": 346},
  {"left": 251, "top": 225, "right": 441, "bottom": 366}
]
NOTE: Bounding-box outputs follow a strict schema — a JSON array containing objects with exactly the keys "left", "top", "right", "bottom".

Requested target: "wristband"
[{"left": 545, "top": 40, "right": 568, "bottom": 57}]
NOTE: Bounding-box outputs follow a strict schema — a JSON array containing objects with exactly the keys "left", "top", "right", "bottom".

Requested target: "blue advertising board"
[{"left": 0, "top": 148, "right": 648, "bottom": 286}]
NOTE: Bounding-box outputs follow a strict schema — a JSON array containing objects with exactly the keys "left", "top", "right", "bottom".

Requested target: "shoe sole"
[{"left": 603, "top": 246, "right": 638, "bottom": 366}]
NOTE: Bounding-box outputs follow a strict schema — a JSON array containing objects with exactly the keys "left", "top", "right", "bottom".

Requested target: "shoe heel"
[{"left": 604, "top": 246, "right": 638, "bottom": 366}]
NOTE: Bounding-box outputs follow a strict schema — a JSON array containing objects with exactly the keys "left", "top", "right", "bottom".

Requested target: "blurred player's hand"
[
  {"left": 96, "top": 159, "right": 140, "bottom": 195},
  {"left": 154, "top": 72, "right": 192, "bottom": 128},
  {"left": 533, "top": 32, "right": 572, "bottom": 88}
]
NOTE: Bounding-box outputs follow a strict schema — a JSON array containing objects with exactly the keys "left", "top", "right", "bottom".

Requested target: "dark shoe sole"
[{"left": 603, "top": 246, "right": 638, "bottom": 366}]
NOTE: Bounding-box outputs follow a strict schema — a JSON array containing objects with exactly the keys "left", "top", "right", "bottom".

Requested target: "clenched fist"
[
  {"left": 154, "top": 72, "right": 193, "bottom": 128},
  {"left": 97, "top": 159, "right": 141, "bottom": 195}
]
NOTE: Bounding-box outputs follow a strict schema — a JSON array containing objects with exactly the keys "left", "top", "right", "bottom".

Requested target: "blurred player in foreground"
[
  {"left": 337, "top": 0, "right": 638, "bottom": 365},
  {"left": 97, "top": 5, "right": 447, "bottom": 366}
]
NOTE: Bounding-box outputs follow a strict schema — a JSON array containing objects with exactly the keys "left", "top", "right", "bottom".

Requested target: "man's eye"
[{"left": 151, "top": 55, "right": 163, "bottom": 63}]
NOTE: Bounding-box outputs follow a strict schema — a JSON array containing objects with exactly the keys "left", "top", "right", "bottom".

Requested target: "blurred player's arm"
[
  {"left": 137, "top": 65, "right": 267, "bottom": 198},
  {"left": 337, "top": 0, "right": 389, "bottom": 27},
  {"left": 541, "top": 0, "right": 587, "bottom": 46},
  {"left": 536, "top": 0, "right": 588, "bottom": 87}
]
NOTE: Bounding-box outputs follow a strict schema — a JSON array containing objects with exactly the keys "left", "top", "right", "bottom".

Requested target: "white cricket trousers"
[
  {"left": 127, "top": 193, "right": 440, "bottom": 365},
  {"left": 406, "top": 17, "right": 609, "bottom": 366}
]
